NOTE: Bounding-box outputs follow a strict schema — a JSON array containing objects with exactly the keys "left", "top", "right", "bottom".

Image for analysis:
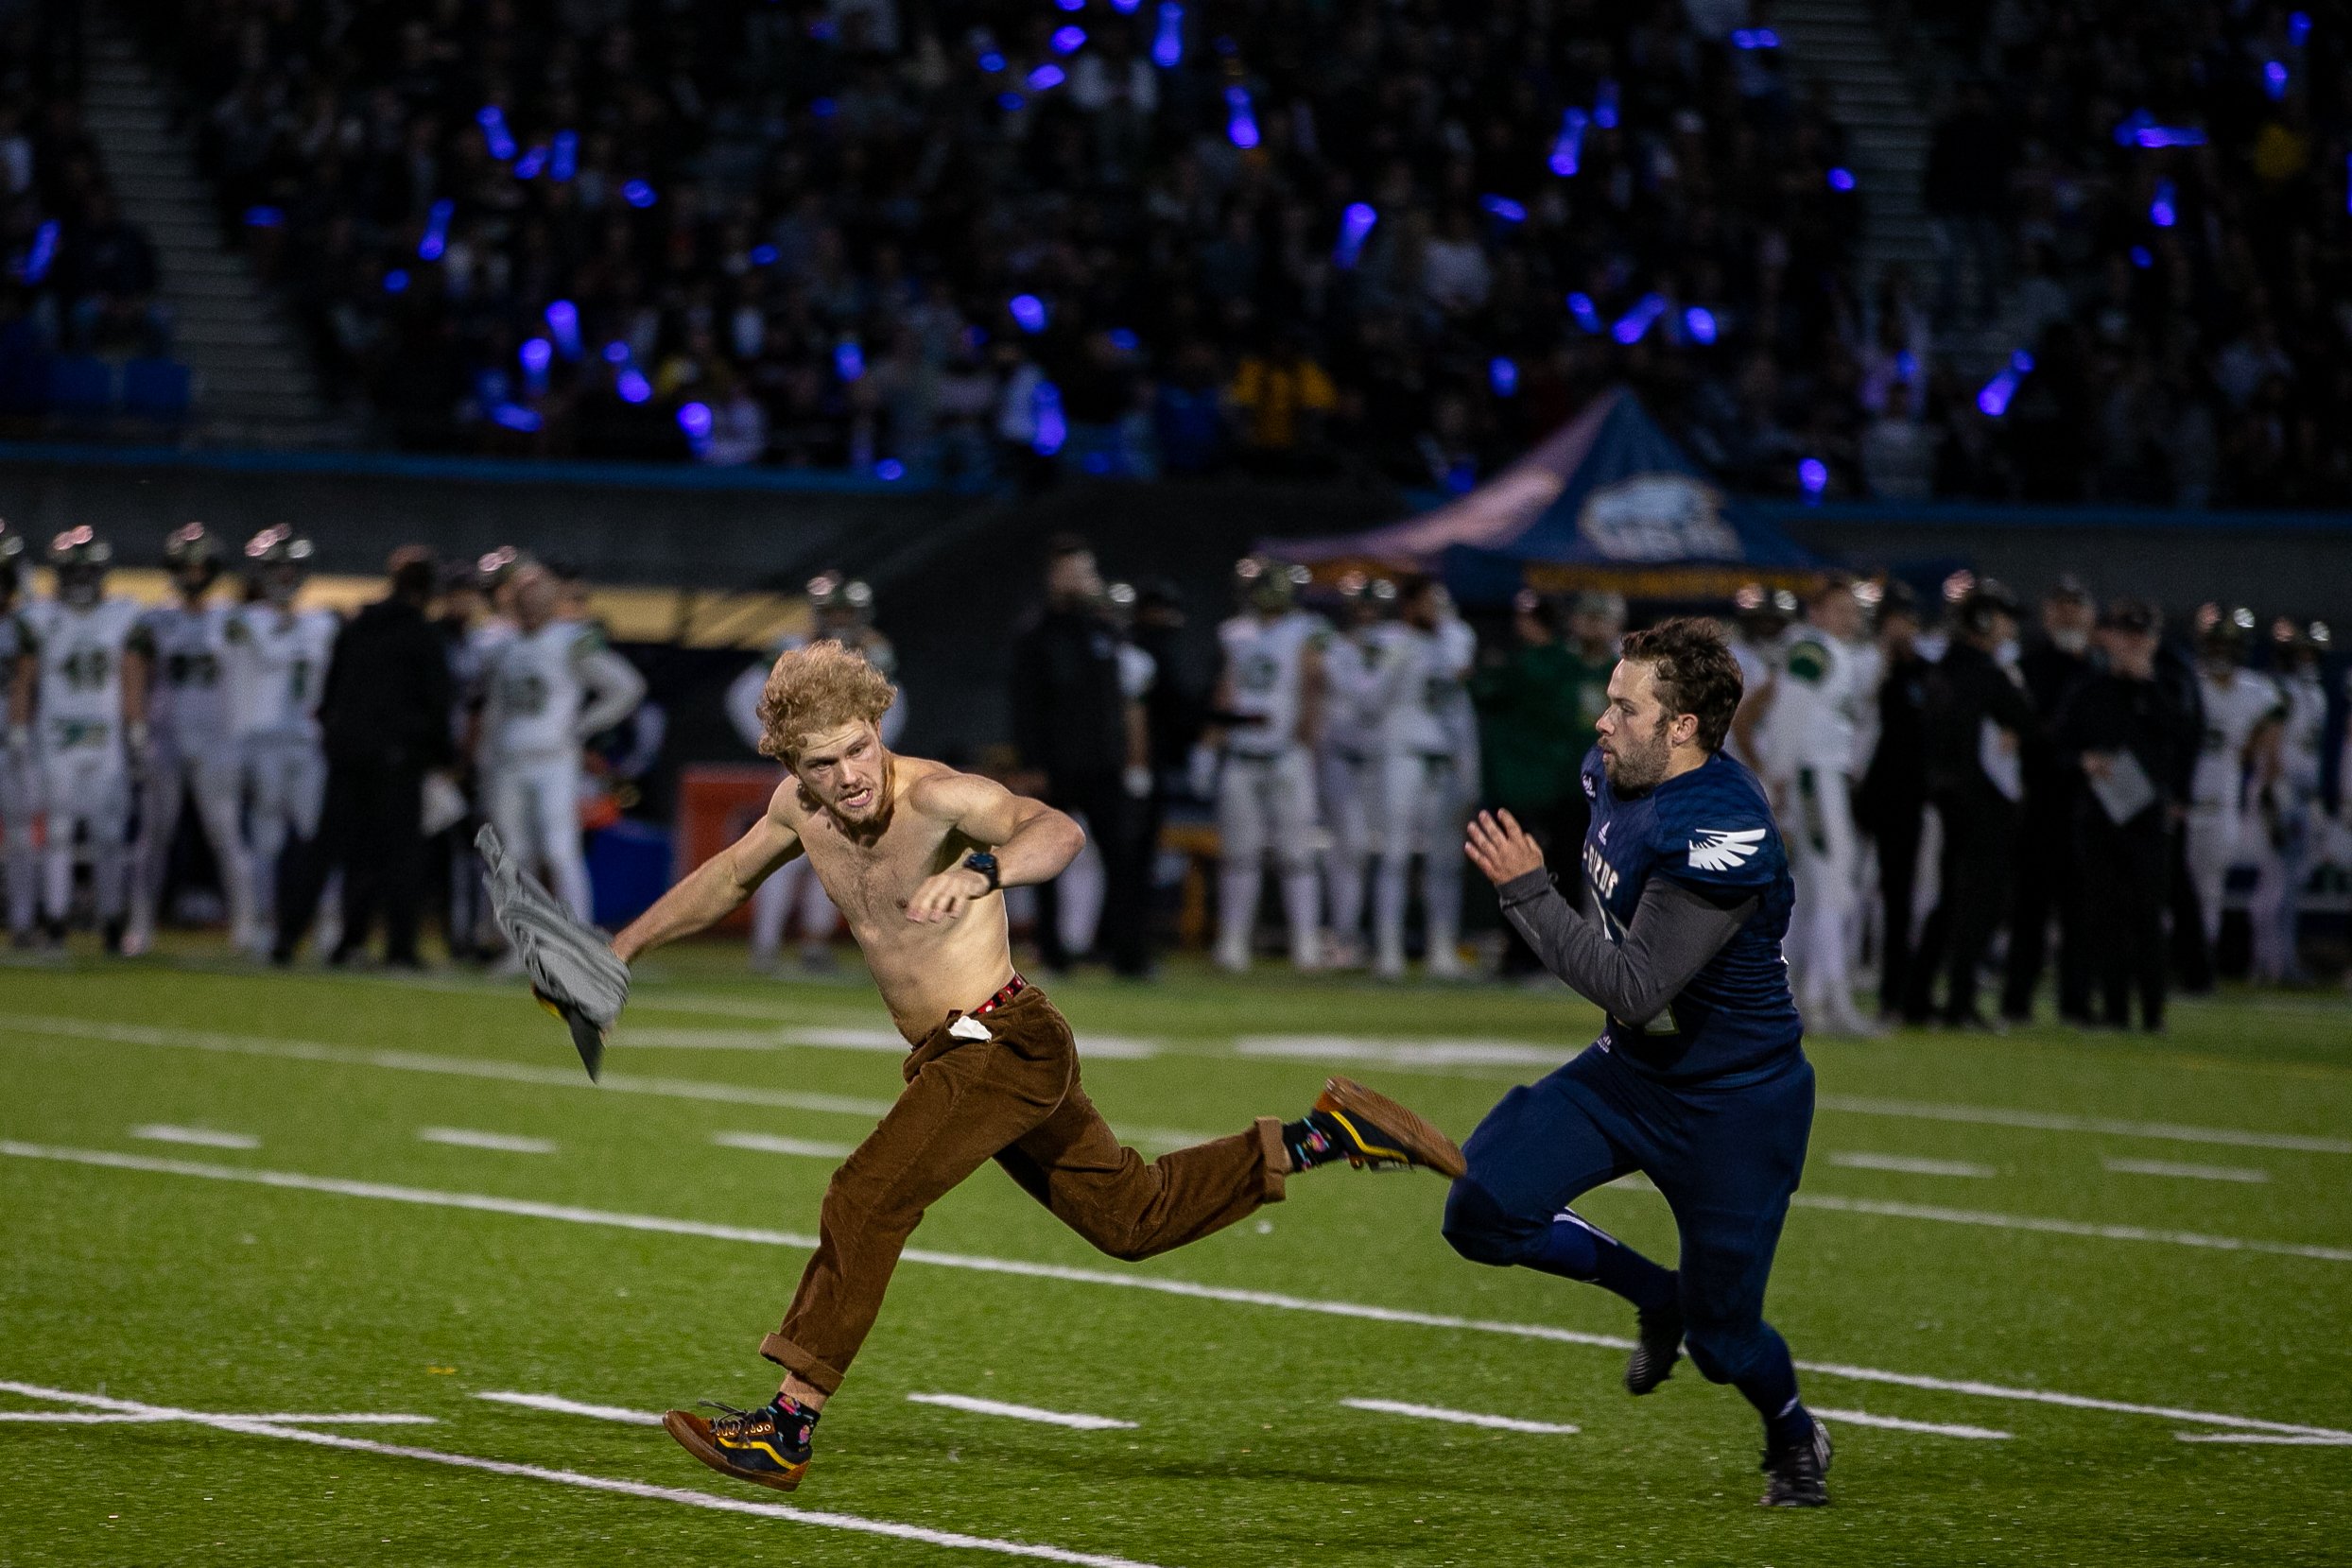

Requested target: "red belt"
[{"left": 972, "top": 974, "right": 1029, "bottom": 1016}]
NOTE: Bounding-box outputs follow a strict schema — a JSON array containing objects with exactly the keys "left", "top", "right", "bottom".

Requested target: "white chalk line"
[
  {"left": 1816, "top": 1093, "right": 2352, "bottom": 1156},
  {"left": 1829, "top": 1151, "right": 1999, "bottom": 1179},
  {"left": 1237, "top": 1036, "right": 1563, "bottom": 1069},
  {"left": 2103, "top": 1157, "right": 2271, "bottom": 1184},
  {"left": 1812, "top": 1407, "right": 2010, "bottom": 1440},
  {"left": 712, "top": 1131, "right": 858, "bottom": 1160},
  {"left": 627, "top": 1027, "right": 1164, "bottom": 1061},
  {"left": 2173, "top": 1431, "right": 2352, "bottom": 1446},
  {"left": 419, "top": 1128, "right": 559, "bottom": 1155},
  {"left": 908, "top": 1394, "right": 1137, "bottom": 1432},
  {"left": 0, "top": 1409, "right": 434, "bottom": 1425},
  {"left": 1340, "top": 1398, "right": 1578, "bottom": 1435},
  {"left": 0, "top": 1381, "right": 1157, "bottom": 1567},
  {"left": 476, "top": 1390, "right": 664, "bottom": 1427},
  {"left": 5, "top": 1141, "right": 2344, "bottom": 1443},
  {"left": 129, "top": 1124, "right": 258, "bottom": 1150},
  {"left": 10, "top": 1009, "right": 2344, "bottom": 1161},
  {"left": 1783, "top": 1193, "right": 2352, "bottom": 1264}
]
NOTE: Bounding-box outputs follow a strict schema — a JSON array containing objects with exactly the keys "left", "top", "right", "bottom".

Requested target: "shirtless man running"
[{"left": 615, "top": 642, "right": 1464, "bottom": 1491}]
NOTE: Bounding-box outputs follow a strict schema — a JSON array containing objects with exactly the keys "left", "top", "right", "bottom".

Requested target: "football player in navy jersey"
[{"left": 1449, "top": 616, "right": 1830, "bottom": 1508}]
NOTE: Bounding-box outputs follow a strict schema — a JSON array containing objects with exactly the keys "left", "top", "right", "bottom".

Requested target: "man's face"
[
  {"left": 262, "top": 565, "right": 304, "bottom": 609},
  {"left": 174, "top": 563, "right": 216, "bottom": 602},
  {"left": 2106, "top": 629, "right": 2158, "bottom": 679},
  {"left": 1811, "top": 588, "right": 1862, "bottom": 642},
  {"left": 1595, "top": 659, "right": 1675, "bottom": 792},
  {"left": 2044, "top": 596, "right": 2093, "bottom": 653},
  {"left": 1046, "top": 551, "right": 1103, "bottom": 608},
  {"left": 790, "top": 720, "right": 891, "bottom": 823},
  {"left": 512, "top": 571, "right": 557, "bottom": 630},
  {"left": 1401, "top": 588, "right": 1438, "bottom": 631},
  {"left": 60, "top": 566, "right": 102, "bottom": 609},
  {"left": 1568, "top": 611, "right": 1618, "bottom": 652}
]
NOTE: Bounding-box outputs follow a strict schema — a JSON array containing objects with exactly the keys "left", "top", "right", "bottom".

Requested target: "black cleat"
[
  {"left": 1311, "top": 1077, "right": 1467, "bottom": 1178},
  {"left": 1624, "top": 1304, "right": 1683, "bottom": 1396},
  {"left": 1759, "top": 1415, "right": 1832, "bottom": 1508},
  {"left": 664, "top": 1399, "right": 813, "bottom": 1491}
]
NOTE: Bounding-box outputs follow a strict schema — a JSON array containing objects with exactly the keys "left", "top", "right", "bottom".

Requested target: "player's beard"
[{"left": 1602, "top": 715, "right": 1672, "bottom": 793}]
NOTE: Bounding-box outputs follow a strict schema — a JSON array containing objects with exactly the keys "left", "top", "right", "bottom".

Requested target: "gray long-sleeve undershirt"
[{"left": 1496, "top": 869, "right": 1755, "bottom": 1027}]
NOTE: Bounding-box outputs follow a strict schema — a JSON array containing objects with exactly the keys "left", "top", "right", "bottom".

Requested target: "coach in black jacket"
[
  {"left": 1913, "top": 581, "right": 2036, "bottom": 1027},
  {"left": 1008, "top": 536, "right": 1150, "bottom": 976},
  {"left": 276, "top": 547, "right": 454, "bottom": 966}
]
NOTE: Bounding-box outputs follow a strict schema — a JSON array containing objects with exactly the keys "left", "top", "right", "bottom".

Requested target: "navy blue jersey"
[{"left": 1579, "top": 745, "right": 1802, "bottom": 1079}]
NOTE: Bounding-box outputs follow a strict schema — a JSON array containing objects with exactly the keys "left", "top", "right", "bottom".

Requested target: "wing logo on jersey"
[{"left": 1686, "top": 827, "right": 1768, "bottom": 871}]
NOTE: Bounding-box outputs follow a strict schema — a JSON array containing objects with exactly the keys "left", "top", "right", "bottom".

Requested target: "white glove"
[{"left": 1123, "top": 764, "right": 1152, "bottom": 800}]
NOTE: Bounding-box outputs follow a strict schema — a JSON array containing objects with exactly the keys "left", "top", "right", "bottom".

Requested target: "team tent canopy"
[{"left": 1267, "top": 387, "right": 1825, "bottom": 602}]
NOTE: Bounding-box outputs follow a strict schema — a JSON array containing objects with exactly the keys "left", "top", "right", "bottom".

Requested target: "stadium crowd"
[
  {"left": 1, "top": 12, "right": 176, "bottom": 412},
  {"left": 1909, "top": 0, "right": 2352, "bottom": 506},
  {"left": 139, "top": 0, "right": 1862, "bottom": 491},
  {"left": 4, "top": 515, "right": 2346, "bottom": 1032}
]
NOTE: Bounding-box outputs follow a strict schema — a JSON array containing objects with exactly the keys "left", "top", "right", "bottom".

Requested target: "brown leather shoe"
[
  {"left": 664, "top": 1402, "right": 813, "bottom": 1491},
  {"left": 1313, "top": 1077, "right": 1468, "bottom": 1179}
]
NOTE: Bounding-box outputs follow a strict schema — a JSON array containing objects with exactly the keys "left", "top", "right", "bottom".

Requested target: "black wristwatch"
[{"left": 962, "top": 852, "right": 1002, "bottom": 893}]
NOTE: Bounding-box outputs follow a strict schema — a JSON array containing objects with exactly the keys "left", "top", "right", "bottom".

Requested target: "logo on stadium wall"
[{"left": 1577, "top": 474, "right": 1741, "bottom": 562}]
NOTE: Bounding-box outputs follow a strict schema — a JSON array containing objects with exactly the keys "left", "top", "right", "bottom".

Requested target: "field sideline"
[{"left": 3, "top": 945, "right": 2347, "bottom": 1566}]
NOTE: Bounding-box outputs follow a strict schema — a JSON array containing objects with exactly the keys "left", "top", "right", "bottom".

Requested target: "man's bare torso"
[{"left": 772, "top": 755, "right": 1013, "bottom": 1042}]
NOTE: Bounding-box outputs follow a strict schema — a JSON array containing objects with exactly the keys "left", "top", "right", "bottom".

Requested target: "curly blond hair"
[{"left": 756, "top": 639, "right": 898, "bottom": 762}]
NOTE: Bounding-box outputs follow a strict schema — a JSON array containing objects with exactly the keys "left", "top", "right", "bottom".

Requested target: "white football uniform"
[
  {"left": 1316, "top": 627, "right": 1382, "bottom": 952},
  {"left": 1367, "top": 615, "right": 1474, "bottom": 977},
  {"left": 0, "top": 608, "right": 35, "bottom": 935},
  {"left": 131, "top": 601, "right": 251, "bottom": 944},
  {"left": 20, "top": 595, "right": 148, "bottom": 924},
  {"left": 226, "top": 602, "right": 338, "bottom": 945},
  {"left": 1215, "top": 610, "right": 1325, "bottom": 970},
  {"left": 725, "top": 630, "right": 903, "bottom": 969},
  {"left": 1758, "top": 628, "right": 1872, "bottom": 1029},
  {"left": 2249, "top": 666, "right": 2328, "bottom": 982},
  {"left": 478, "top": 619, "right": 647, "bottom": 923},
  {"left": 2185, "top": 666, "right": 2284, "bottom": 945}
]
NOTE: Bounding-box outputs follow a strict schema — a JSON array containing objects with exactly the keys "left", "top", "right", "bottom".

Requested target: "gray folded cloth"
[{"left": 476, "top": 823, "right": 630, "bottom": 1080}]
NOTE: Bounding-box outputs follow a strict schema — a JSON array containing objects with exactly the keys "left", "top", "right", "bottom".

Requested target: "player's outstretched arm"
[
  {"left": 612, "top": 784, "right": 803, "bottom": 963},
  {"left": 904, "top": 771, "right": 1084, "bottom": 923},
  {"left": 1465, "top": 810, "right": 1752, "bottom": 1025}
]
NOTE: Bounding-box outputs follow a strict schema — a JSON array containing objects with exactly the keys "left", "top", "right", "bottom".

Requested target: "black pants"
[
  {"left": 2080, "top": 812, "right": 2169, "bottom": 1029},
  {"left": 2002, "top": 794, "right": 2091, "bottom": 1021},
  {"left": 277, "top": 760, "right": 425, "bottom": 964},
  {"left": 2168, "top": 833, "right": 2215, "bottom": 992},
  {"left": 1922, "top": 789, "right": 2017, "bottom": 1024},
  {"left": 1035, "top": 772, "right": 1149, "bottom": 976},
  {"left": 1873, "top": 797, "right": 1924, "bottom": 1017}
]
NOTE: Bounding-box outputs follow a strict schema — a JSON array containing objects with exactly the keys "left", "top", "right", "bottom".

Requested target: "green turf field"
[{"left": 3, "top": 945, "right": 2347, "bottom": 1566}]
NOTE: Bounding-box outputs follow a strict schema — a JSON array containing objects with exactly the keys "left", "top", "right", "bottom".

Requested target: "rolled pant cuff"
[
  {"left": 1253, "top": 1115, "right": 1289, "bottom": 1204},
  {"left": 758, "top": 1333, "right": 846, "bottom": 1395}
]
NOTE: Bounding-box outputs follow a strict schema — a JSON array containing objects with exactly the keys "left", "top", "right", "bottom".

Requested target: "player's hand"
[
  {"left": 1465, "top": 809, "right": 1547, "bottom": 887},
  {"left": 906, "top": 868, "right": 992, "bottom": 923},
  {"left": 2081, "top": 751, "right": 2115, "bottom": 781}
]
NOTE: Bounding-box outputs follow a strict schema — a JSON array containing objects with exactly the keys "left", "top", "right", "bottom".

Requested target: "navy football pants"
[{"left": 1444, "top": 1044, "right": 1814, "bottom": 1387}]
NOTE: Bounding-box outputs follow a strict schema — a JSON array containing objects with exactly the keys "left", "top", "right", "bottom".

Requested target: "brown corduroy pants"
[{"left": 759, "top": 984, "right": 1288, "bottom": 1392}]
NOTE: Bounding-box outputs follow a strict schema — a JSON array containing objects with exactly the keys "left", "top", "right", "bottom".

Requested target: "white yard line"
[
  {"left": 15, "top": 1010, "right": 2347, "bottom": 1162},
  {"left": 907, "top": 1394, "right": 1137, "bottom": 1431},
  {"left": 0, "top": 1411, "right": 434, "bottom": 1425},
  {"left": 0, "top": 1381, "right": 1159, "bottom": 1568},
  {"left": 1817, "top": 1093, "right": 2352, "bottom": 1156},
  {"left": 2174, "top": 1431, "right": 2352, "bottom": 1446},
  {"left": 419, "top": 1128, "right": 559, "bottom": 1155},
  {"left": 712, "top": 1131, "right": 857, "bottom": 1160},
  {"left": 1783, "top": 1193, "right": 2352, "bottom": 1263},
  {"left": 128, "top": 1124, "right": 259, "bottom": 1150},
  {"left": 1340, "top": 1398, "right": 1577, "bottom": 1435},
  {"left": 2103, "top": 1157, "right": 2271, "bottom": 1184},
  {"left": 1812, "top": 1407, "right": 2010, "bottom": 1439},
  {"left": 1237, "top": 1036, "right": 1561, "bottom": 1068},
  {"left": 1829, "top": 1152, "right": 1998, "bottom": 1179},
  {"left": 5, "top": 1140, "right": 2344, "bottom": 1443},
  {"left": 475, "top": 1390, "right": 664, "bottom": 1426}
]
